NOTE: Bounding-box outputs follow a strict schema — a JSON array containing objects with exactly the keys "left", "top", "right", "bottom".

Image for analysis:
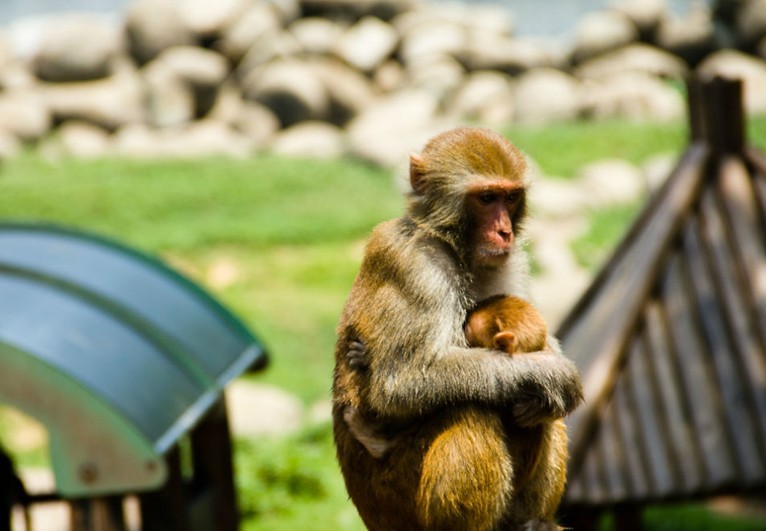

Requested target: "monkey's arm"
[{"left": 364, "top": 333, "right": 582, "bottom": 423}]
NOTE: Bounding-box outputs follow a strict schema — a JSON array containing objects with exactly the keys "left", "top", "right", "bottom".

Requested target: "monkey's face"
[{"left": 466, "top": 180, "right": 525, "bottom": 268}]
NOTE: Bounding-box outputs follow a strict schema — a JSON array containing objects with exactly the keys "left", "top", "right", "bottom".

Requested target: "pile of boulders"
[{"left": 0, "top": 0, "right": 765, "bottom": 165}]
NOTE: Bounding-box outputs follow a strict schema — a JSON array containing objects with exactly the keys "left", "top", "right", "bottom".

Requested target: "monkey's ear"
[
  {"left": 493, "top": 331, "right": 517, "bottom": 355},
  {"left": 409, "top": 153, "right": 427, "bottom": 195}
]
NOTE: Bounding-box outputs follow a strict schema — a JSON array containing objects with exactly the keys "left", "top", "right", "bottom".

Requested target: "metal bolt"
[{"left": 78, "top": 462, "right": 98, "bottom": 484}]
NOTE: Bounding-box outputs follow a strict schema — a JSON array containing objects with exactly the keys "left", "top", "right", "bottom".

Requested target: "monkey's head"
[{"left": 407, "top": 127, "right": 528, "bottom": 268}]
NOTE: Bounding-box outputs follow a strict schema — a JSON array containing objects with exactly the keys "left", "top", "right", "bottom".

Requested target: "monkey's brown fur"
[{"left": 332, "top": 127, "right": 583, "bottom": 530}]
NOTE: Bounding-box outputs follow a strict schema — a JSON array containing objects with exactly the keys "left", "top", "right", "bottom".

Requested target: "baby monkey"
[{"left": 347, "top": 295, "right": 569, "bottom": 529}]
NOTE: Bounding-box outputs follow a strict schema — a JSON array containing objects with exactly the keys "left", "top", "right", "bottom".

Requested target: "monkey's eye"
[
  {"left": 478, "top": 191, "right": 498, "bottom": 205},
  {"left": 506, "top": 191, "right": 522, "bottom": 205}
]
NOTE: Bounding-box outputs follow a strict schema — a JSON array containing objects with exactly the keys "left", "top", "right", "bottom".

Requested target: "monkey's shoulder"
[{"left": 362, "top": 218, "right": 458, "bottom": 286}]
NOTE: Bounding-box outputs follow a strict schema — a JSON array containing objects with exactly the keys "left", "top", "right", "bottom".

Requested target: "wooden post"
[
  {"left": 139, "top": 447, "right": 188, "bottom": 531},
  {"left": 70, "top": 497, "right": 126, "bottom": 531},
  {"left": 190, "top": 398, "right": 239, "bottom": 531}
]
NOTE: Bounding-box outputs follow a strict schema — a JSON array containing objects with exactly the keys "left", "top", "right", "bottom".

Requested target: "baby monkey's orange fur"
[{"left": 464, "top": 295, "right": 569, "bottom": 518}]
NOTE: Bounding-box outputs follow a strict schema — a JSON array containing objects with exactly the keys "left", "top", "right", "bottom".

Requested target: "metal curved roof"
[{"left": 0, "top": 222, "right": 266, "bottom": 496}]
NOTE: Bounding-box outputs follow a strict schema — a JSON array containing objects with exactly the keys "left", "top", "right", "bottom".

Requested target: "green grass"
[{"left": 2, "top": 116, "right": 766, "bottom": 530}]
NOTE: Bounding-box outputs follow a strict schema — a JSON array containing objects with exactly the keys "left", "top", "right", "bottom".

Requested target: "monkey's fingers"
[
  {"left": 346, "top": 341, "right": 369, "bottom": 370},
  {"left": 512, "top": 396, "right": 566, "bottom": 427}
]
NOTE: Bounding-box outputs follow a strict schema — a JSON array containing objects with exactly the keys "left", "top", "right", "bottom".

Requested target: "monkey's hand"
[
  {"left": 343, "top": 406, "right": 397, "bottom": 459},
  {"left": 508, "top": 352, "right": 584, "bottom": 427},
  {"left": 346, "top": 339, "right": 369, "bottom": 371}
]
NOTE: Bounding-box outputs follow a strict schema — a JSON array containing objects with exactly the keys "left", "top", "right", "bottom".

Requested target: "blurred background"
[{"left": 0, "top": 0, "right": 765, "bottom": 529}]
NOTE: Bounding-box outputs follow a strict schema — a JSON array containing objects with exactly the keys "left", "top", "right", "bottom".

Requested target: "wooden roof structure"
[{"left": 558, "top": 77, "right": 766, "bottom": 509}]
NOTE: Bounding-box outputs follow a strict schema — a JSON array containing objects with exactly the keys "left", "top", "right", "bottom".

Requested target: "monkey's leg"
[
  {"left": 416, "top": 406, "right": 513, "bottom": 531},
  {"left": 508, "top": 420, "right": 568, "bottom": 527}
]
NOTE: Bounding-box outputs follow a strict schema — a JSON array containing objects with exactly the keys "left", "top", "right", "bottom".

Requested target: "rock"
[
  {"left": 398, "top": 19, "right": 465, "bottom": 68},
  {"left": 181, "top": 0, "right": 251, "bottom": 39},
  {"left": 114, "top": 120, "right": 253, "bottom": 158},
  {"left": 448, "top": 70, "right": 515, "bottom": 125},
  {"left": 655, "top": 4, "right": 717, "bottom": 65},
  {"left": 142, "top": 59, "right": 195, "bottom": 127},
  {"left": 42, "top": 66, "right": 146, "bottom": 130},
  {"left": 528, "top": 177, "right": 590, "bottom": 219},
  {"left": 347, "top": 89, "right": 454, "bottom": 167},
  {"left": 697, "top": 49, "right": 766, "bottom": 115},
  {"left": 641, "top": 152, "right": 677, "bottom": 191},
  {"left": 215, "top": 3, "right": 283, "bottom": 63},
  {"left": 236, "top": 29, "right": 302, "bottom": 76},
  {"left": 735, "top": 0, "right": 766, "bottom": 49},
  {"left": 334, "top": 16, "right": 398, "bottom": 73},
  {"left": 0, "top": 128, "right": 21, "bottom": 159},
  {"left": 51, "top": 121, "right": 111, "bottom": 158},
  {"left": 290, "top": 17, "right": 346, "bottom": 56},
  {"left": 226, "top": 381, "right": 304, "bottom": 437},
  {"left": 404, "top": 54, "right": 465, "bottom": 102},
  {"left": 571, "top": 10, "right": 639, "bottom": 64},
  {"left": 459, "top": 35, "right": 564, "bottom": 75},
  {"left": 125, "top": 0, "right": 196, "bottom": 65},
  {"left": 577, "top": 158, "right": 647, "bottom": 207},
  {"left": 0, "top": 90, "right": 51, "bottom": 141},
  {"left": 610, "top": 0, "right": 668, "bottom": 41},
  {"left": 151, "top": 46, "right": 230, "bottom": 117},
  {"left": 513, "top": 68, "right": 582, "bottom": 125},
  {"left": 209, "top": 83, "right": 280, "bottom": 146},
  {"left": 310, "top": 57, "right": 378, "bottom": 125},
  {"left": 583, "top": 72, "right": 684, "bottom": 121},
  {"left": 270, "top": 121, "right": 345, "bottom": 158},
  {"left": 33, "top": 14, "right": 123, "bottom": 82},
  {"left": 299, "top": 0, "right": 414, "bottom": 22},
  {"left": 242, "top": 58, "right": 330, "bottom": 127},
  {"left": 575, "top": 43, "right": 688, "bottom": 81}
]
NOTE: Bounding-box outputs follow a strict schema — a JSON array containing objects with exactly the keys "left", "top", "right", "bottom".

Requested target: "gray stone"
[
  {"left": 51, "top": 121, "right": 112, "bottom": 158},
  {"left": 0, "top": 90, "right": 51, "bottom": 141},
  {"left": 215, "top": 3, "right": 283, "bottom": 63},
  {"left": 142, "top": 59, "right": 195, "bottom": 127},
  {"left": 310, "top": 57, "right": 377, "bottom": 125},
  {"left": 270, "top": 121, "right": 345, "bottom": 158},
  {"left": 570, "top": 11, "right": 639, "bottom": 64},
  {"left": 125, "top": 0, "right": 196, "bottom": 64},
  {"left": 736, "top": 0, "right": 766, "bottom": 48},
  {"left": 582, "top": 72, "right": 684, "bottom": 121},
  {"left": 577, "top": 158, "right": 647, "bottom": 207},
  {"left": 33, "top": 14, "right": 123, "bottom": 82},
  {"left": 334, "top": 16, "right": 398, "bottom": 73},
  {"left": 226, "top": 381, "right": 305, "bottom": 437},
  {"left": 697, "top": 49, "right": 766, "bottom": 115},
  {"left": 610, "top": 0, "right": 668, "bottom": 40},
  {"left": 181, "top": 0, "right": 251, "bottom": 39},
  {"left": 347, "top": 90, "right": 454, "bottom": 167},
  {"left": 655, "top": 4, "right": 717, "bottom": 65},
  {"left": 513, "top": 68, "right": 582, "bottom": 125},
  {"left": 209, "top": 83, "right": 280, "bottom": 146},
  {"left": 575, "top": 43, "right": 688, "bottom": 81},
  {"left": 242, "top": 58, "right": 330, "bottom": 127},
  {"left": 114, "top": 120, "right": 253, "bottom": 159},
  {"left": 151, "top": 46, "right": 230, "bottom": 117},
  {"left": 290, "top": 17, "right": 345, "bottom": 56},
  {"left": 448, "top": 70, "right": 515, "bottom": 125},
  {"left": 459, "top": 35, "right": 564, "bottom": 74},
  {"left": 42, "top": 67, "right": 146, "bottom": 130}
]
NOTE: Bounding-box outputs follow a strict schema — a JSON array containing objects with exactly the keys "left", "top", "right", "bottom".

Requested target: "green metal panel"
[{"left": 0, "top": 222, "right": 267, "bottom": 496}]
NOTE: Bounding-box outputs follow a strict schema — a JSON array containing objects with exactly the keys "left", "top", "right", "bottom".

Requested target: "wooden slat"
[
  {"left": 622, "top": 335, "right": 676, "bottom": 497},
  {"left": 611, "top": 376, "right": 651, "bottom": 499},
  {"left": 564, "top": 144, "right": 709, "bottom": 474},
  {"left": 642, "top": 300, "right": 704, "bottom": 492},
  {"left": 580, "top": 434, "right": 606, "bottom": 505},
  {"left": 667, "top": 247, "right": 738, "bottom": 488},
  {"left": 596, "top": 399, "right": 629, "bottom": 501},
  {"left": 697, "top": 188, "right": 766, "bottom": 481},
  {"left": 717, "top": 157, "right": 766, "bottom": 440}
]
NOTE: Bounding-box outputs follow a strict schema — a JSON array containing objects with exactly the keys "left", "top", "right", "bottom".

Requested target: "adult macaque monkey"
[{"left": 332, "top": 127, "right": 583, "bottom": 531}]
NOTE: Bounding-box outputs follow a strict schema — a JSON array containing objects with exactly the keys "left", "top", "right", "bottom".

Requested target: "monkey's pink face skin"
[{"left": 467, "top": 180, "right": 524, "bottom": 267}]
